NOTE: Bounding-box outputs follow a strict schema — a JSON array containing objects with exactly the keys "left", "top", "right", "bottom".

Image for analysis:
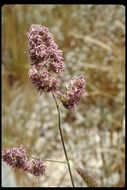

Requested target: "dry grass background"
[{"left": 2, "top": 4, "right": 125, "bottom": 187}]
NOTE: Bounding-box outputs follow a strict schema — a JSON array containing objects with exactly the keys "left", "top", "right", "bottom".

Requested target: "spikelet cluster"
[
  {"left": 27, "top": 24, "right": 86, "bottom": 110},
  {"left": 61, "top": 76, "right": 85, "bottom": 110},
  {"left": 27, "top": 24, "right": 64, "bottom": 94},
  {"left": 2, "top": 145, "right": 46, "bottom": 177}
]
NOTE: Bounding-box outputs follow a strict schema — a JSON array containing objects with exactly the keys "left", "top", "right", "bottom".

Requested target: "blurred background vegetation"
[{"left": 2, "top": 4, "right": 125, "bottom": 187}]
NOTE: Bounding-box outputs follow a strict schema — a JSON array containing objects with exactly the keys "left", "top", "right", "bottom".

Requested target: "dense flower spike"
[
  {"left": 28, "top": 157, "right": 46, "bottom": 177},
  {"left": 2, "top": 145, "right": 46, "bottom": 177},
  {"left": 26, "top": 24, "right": 64, "bottom": 76},
  {"left": 2, "top": 145, "right": 27, "bottom": 170},
  {"left": 61, "top": 76, "right": 85, "bottom": 110}
]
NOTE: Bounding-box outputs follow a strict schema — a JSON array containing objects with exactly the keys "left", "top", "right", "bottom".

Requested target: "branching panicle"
[
  {"left": 2, "top": 24, "right": 87, "bottom": 187},
  {"left": 2, "top": 145, "right": 46, "bottom": 177}
]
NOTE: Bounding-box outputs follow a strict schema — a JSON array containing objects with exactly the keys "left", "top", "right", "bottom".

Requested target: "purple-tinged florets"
[
  {"left": 2, "top": 145, "right": 27, "bottom": 170},
  {"left": 61, "top": 76, "right": 85, "bottom": 111},
  {"left": 29, "top": 67, "right": 60, "bottom": 93},
  {"left": 2, "top": 145, "right": 46, "bottom": 177},
  {"left": 28, "top": 157, "right": 46, "bottom": 177},
  {"left": 27, "top": 24, "right": 64, "bottom": 77},
  {"left": 23, "top": 159, "right": 32, "bottom": 172}
]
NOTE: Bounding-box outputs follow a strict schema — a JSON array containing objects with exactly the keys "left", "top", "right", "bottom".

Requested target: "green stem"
[{"left": 52, "top": 91, "right": 75, "bottom": 187}]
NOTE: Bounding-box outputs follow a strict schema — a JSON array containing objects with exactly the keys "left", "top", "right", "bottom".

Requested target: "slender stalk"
[
  {"left": 42, "top": 159, "right": 66, "bottom": 164},
  {"left": 27, "top": 156, "right": 66, "bottom": 164},
  {"left": 52, "top": 91, "right": 75, "bottom": 187}
]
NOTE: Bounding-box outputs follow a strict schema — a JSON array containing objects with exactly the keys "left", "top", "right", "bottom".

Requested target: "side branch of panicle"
[
  {"left": 2, "top": 145, "right": 46, "bottom": 177},
  {"left": 60, "top": 76, "right": 85, "bottom": 110}
]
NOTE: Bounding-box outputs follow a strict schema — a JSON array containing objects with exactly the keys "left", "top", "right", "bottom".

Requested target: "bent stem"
[{"left": 52, "top": 91, "right": 75, "bottom": 187}]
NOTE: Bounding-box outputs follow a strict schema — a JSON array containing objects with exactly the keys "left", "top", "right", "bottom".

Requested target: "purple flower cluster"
[
  {"left": 60, "top": 76, "right": 85, "bottom": 111},
  {"left": 2, "top": 145, "right": 46, "bottom": 177},
  {"left": 26, "top": 24, "right": 64, "bottom": 75},
  {"left": 29, "top": 67, "right": 60, "bottom": 93},
  {"left": 28, "top": 157, "right": 46, "bottom": 176},
  {"left": 2, "top": 145, "right": 27, "bottom": 169},
  {"left": 27, "top": 24, "right": 86, "bottom": 110},
  {"left": 27, "top": 24, "right": 64, "bottom": 94}
]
